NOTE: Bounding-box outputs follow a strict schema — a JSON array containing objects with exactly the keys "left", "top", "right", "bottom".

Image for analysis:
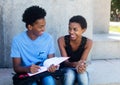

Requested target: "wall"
[
  {"left": 0, "top": 0, "right": 4, "bottom": 67},
  {"left": 1, "top": 0, "right": 93, "bottom": 67},
  {"left": 93, "top": 0, "right": 111, "bottom": 34}
]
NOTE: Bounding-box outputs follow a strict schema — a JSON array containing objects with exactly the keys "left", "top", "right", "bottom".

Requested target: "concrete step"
[
  {"left": 88, "top": 59, "right": 120, "bottom": 85},
  {"left": 91, "top": 33, "right": 120, "bottom": 59},
  {"left": 0, "top": 68, "right": 13, "bottom": 85},
  {"left": 0, "top": 59, "right": 120, "bottom": 85}
]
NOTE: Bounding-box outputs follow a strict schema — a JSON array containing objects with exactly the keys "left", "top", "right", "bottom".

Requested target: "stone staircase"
[
  {"left": 0, "top": 68, "right": 13, "bottom": 85},
  {"left": 88, "top": 59, "right": 120, "bottom": 85},
  {"left": 0, "top": 59, "right": 120, "bottom": 85},
  {"left": 91, "top": 33, "right": 120, "bottom": 59}
]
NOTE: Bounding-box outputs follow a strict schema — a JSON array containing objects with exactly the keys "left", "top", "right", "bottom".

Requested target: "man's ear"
[{"left": 28, "top": 25, "right": 32, "bottom": 30}]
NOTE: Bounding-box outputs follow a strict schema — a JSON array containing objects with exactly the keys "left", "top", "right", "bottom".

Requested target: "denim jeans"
[
  {"left": 63, "top": 68, "right": 89, "bottom": 85},
  {"left": 32, "top": 76, "right": 55, "bottom": 85}
]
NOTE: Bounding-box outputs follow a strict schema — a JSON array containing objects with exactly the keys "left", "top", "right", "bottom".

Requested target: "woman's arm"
[
  {"left": 80, "top": 38, "right": 93, "bottom": 61},
  {"left": 76, "top": 38, "right": 93, "bottom": 73},
  {"left": 58, "top": 36, "right": 68, "bottom": 57},
  {"left": 58, "top": 36, "right": 75, "bottom": 67}
]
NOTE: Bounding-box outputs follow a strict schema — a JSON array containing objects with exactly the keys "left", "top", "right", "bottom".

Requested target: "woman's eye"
[
  {"left": 69, "top": 27, "right": 71, "bottom": 30},
  {"left": 73, "top": 28, "right": 77, "bottom": 31}
]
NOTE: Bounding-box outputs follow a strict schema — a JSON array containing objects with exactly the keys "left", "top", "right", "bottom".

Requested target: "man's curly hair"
[
  {"left": 69, "top": 15, "right": 87, "bottom": 29},
  {"left": 22, "top": 6, "right": 46, "bottom": 26}
]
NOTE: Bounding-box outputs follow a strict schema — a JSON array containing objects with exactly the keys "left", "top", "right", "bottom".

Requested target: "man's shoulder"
[
  {"left": 13, "top": 31, "right": 26, "bottom": 41},
  {"left": 42, "top": 32, "right": 53, "bottom": 38},
  {"left": 43, "top": 32, "right": 51, "bottom": 36}
]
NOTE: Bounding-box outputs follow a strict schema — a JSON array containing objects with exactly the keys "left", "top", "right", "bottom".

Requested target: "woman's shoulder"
[
  {"left": 58, "top": 35, "right": 69, "bottom": 47},
  {"left": 82, "top": 36, "right": 92, "bottom": 42},
  {"left": 58, "top": 36, "right": 64, "bottom": 42},
  {"left": 86, "top": 37, "right": 93, "bottom": 43},
  {"left": 58, "top": 35, "right": 69, "bottom": 41},
  {"left": 84, "top": 37, "right": 93, "bottom": 48}
]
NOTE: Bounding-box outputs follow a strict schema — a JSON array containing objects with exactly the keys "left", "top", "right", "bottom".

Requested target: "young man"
[
  {"left": 11, "top": 6, "right": 57, "bottom": 85},
  {"left": 58, "top": 15, "right": 93, "bottom": 85}
]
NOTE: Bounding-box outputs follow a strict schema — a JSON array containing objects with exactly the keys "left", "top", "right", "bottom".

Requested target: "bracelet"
[{"left": 79, "top": 60, "right": 86, "bottom": 65}]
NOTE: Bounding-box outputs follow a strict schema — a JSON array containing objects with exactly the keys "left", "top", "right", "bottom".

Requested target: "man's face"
[{"left": 28, "top": 18, "right": 46, "bottom": 37}]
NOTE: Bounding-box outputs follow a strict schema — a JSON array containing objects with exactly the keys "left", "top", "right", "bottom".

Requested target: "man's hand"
[
  {"left": 48, "top": 64, "right": 58, "bottom": 72},
  {"left": 30, "top": 64, "right": 40, "bottom": 73}
]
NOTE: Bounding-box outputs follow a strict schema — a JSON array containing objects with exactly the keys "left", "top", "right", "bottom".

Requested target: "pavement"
[
  {"left": 0, "top": 68, "right": 13, "bottom": 85},
  {"left": 87, "top": 59, "right": 120, "bottom": 85},
  {"left": 0, "top": 59, "right": 120, "bottom": 85}
]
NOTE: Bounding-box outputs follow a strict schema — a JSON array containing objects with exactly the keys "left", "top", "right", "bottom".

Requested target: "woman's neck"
[{"left": 70, "top": 36, "right": 82, "bottom": 44}]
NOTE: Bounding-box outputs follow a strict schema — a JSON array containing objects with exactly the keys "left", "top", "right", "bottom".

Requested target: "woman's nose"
[{"left": 69, "top": 29, "right": 74, "bottom": 34}]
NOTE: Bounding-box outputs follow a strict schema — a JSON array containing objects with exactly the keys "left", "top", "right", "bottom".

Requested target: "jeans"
[
  {"left": 63, "top": 68, "right": 89, "bottom": 85},
  {"left": 32, "top": 76, "right": 55, "bottom": 85}
]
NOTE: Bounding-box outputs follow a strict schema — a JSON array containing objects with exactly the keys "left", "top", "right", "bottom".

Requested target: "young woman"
[{"left": 58, "top": 15, "right": 93, "bottom": 85}]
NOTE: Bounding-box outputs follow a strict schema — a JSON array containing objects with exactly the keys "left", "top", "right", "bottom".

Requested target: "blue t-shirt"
[{"left": 11, "top": 31, "right": 55, "bottom": 66}]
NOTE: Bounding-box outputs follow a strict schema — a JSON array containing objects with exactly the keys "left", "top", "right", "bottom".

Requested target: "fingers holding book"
[{"left": 48, "top": 64, "right": 59, "bottom": 72}]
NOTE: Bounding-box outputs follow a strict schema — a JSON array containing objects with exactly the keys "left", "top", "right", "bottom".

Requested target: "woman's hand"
[
  {"left": 48, "top": 64, "right": 58, "bottom": 72},
  {"left": 76, "top": 60, "right": 86, "bottom": 73},
  {"left": 70, "top": 62, "right": 78, "bottom": 67}
]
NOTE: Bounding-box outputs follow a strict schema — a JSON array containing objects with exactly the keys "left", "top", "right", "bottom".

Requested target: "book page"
[
  {"left": 28, "top": 57, "right": 69, "bottom": 76},
  {"left": 43, "top": 57, "right": 69, "bottom": 68},
  {"left": 28, "top": 66, "right": 47, "bottom": 76}
]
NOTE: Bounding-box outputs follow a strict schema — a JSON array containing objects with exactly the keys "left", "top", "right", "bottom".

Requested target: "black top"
[{"left": 64, "top": 35, "right": 87, "bottom": 62}]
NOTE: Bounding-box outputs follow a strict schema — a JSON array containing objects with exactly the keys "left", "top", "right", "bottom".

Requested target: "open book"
[{"left": 28, "top": 57, "right": 69, "bottom": 76}]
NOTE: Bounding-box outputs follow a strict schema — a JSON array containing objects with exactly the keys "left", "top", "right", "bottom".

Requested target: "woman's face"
[
  {"left": 28, "top": 18, "right": 46, "bottom": 37},
  {"left": 68, "top": 22, "right": 85, "bottom": 41}
]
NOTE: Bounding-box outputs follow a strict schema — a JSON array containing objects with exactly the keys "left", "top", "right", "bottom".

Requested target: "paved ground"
[
  {"left": 0, "top": 59, "right": 120, "bottom": 85},
  {"left": 87, "top": 59, "right": 120, "bottom": 85},
  {"left": 0, "top": 68, "right": 13, "bottom": 85}
]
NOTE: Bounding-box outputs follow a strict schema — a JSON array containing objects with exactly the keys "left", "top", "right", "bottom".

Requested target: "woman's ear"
[
  {"left": 82, "top": 29, "right": 86, "bottom": 33},
  {"left": 28, "top": 25, "right": 32, "bottom": 30}
]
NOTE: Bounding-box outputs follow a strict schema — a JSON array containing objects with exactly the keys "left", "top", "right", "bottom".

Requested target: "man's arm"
[{"left": 13, "top": 58, "right": 40, "bottom": 74}]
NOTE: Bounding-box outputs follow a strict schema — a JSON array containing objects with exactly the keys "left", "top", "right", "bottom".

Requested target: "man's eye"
[{"left": 39, "top": 26, "right": 42, "bottom": 29}]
